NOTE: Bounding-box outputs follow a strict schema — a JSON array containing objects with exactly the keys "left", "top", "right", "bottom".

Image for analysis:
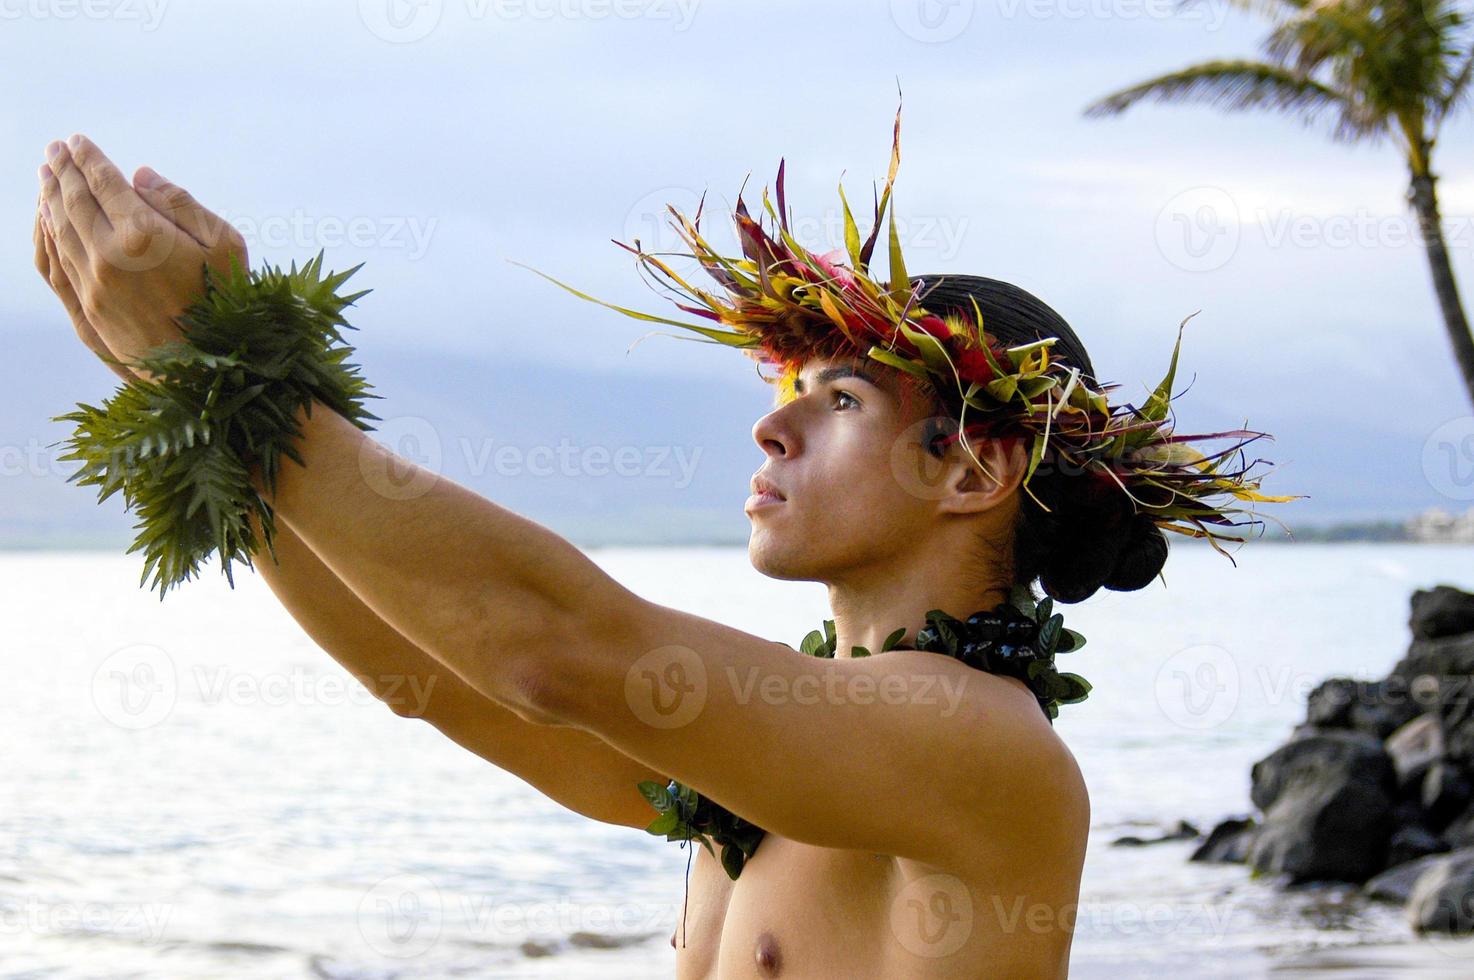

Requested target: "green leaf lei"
[
  {"left": 636, "top": 585, "right": 1089, "bottom": 881},
  {"left": 49, "top": 251, "right": 381, "bottom": 599}
]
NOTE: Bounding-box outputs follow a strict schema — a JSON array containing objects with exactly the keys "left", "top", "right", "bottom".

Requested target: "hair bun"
[{"left": 1103, "top": 515, "right": 1168, "bottom": 592}]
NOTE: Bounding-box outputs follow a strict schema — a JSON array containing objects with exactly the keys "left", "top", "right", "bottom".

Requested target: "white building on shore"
[{"left": 1405, "top": 506, "right": 1474, "bottom": 543}]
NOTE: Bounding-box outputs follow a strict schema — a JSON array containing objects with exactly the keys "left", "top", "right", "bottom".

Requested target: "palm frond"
[
  {"left": 1083, "top": 59, "right": 1355, "bottom": 131},
  {"left": 1433, "top": 42, "right": 1474, "bottom": 128}
]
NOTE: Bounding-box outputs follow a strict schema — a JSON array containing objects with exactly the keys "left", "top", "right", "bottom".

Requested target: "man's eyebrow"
[{"left": 792, "top": 363, "right": 883, "bottom": 394}]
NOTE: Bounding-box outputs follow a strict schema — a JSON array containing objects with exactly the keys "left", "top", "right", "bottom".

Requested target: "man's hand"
[
  {"left": 34, "top": 134, "right": 248, "bottom": 383},
  {"left": 32, "top": 187, "right": 137, "bottom": 385}
]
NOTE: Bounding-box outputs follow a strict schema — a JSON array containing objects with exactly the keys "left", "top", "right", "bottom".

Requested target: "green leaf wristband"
[{"left": 48, "top": 250, "right": 382, "bottom": 599}]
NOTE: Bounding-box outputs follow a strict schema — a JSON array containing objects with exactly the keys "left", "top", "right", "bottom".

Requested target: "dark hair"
[{"left": 907, "top": 273, "right": 1169, "bottom": 604}]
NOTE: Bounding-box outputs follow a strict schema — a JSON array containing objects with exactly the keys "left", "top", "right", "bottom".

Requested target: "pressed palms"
[{"left": 1085, "top": 0, "right": 1474, "bottom": 410}]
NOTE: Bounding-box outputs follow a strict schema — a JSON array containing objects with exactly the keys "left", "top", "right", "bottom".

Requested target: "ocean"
[{"left": 4, "top": 543, "right": 1474, "bottom": 978}]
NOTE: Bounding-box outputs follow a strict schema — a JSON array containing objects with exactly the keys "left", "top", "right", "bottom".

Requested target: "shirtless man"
[{"left": 34, "top": 133, "right": 1089, "bottom": 978}]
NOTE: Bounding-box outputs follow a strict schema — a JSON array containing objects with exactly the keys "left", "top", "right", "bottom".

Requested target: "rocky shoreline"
[{"left": 1188, "top": 584, "right": 1474, "bottom": 935}]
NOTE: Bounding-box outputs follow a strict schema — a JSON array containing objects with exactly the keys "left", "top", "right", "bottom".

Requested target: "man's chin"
[{"left": 747, "top": 531, "right": 816, "bottom": 582}]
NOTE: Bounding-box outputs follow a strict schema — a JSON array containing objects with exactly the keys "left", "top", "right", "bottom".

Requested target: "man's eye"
[{"left": 833, "top": 390, "right": 859, "bottom": 410}]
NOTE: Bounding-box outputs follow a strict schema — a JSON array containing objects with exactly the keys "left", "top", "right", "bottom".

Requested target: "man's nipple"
[{"left": 755, "top": 929, "right": 783, "bottom": 975}]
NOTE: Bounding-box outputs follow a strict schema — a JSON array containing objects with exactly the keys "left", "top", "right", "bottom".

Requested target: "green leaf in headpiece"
[
  {"left": 887, "top": 198, "right": 909, "bottom": 302},
  {"left": 865, "top": 346, "right": 930, "bottom": 381},
  {"left": 838, "top": 182, "right": 863, "bottom": 270}
]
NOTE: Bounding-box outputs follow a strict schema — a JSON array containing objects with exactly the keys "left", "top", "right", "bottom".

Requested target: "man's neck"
[{"left": 825, "top": 572, "right": 1012, "bottom": 659}]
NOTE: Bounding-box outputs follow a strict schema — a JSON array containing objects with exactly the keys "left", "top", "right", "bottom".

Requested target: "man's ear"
[{"left": 938, "top": 434, "right": 1029, "bottom": 516}]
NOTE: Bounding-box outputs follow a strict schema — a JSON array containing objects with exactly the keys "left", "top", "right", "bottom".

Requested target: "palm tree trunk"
[{"left": 1408, "top": 171, "right": 1474, "bottom": 412}]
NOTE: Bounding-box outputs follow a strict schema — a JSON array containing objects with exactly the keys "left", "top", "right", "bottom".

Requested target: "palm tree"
[{"left": 1085, "top": 0, "right": 1474, "bottom": 410}]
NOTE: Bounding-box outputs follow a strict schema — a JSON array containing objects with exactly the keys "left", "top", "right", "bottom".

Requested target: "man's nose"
[{"left": 752, "top": 411, "right": 791, "bottom": 457}]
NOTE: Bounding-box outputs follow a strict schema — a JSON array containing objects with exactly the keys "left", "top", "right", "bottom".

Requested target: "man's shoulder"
[{"left": 886, "top": 649, "right": 1092, "bottom": 844}]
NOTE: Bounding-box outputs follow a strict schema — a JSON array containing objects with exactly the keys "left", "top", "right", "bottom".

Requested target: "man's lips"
[
  {"left": 745, "top": 478, "right": 786, "bottom": 512},
  {"left": 750, "top": 475, "right": 786, "bottom": 500},
  {"left": 745, "top": 493, "right": 784, "bottom": 515}
]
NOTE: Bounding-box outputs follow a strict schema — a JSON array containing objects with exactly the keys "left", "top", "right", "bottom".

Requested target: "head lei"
[{"left": 514, "top": 101, "right": 1302, "bottom": 562}]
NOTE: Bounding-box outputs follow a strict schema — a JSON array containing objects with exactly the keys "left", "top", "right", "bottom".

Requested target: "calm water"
[{"left": 4, "top": 543, "right": 1474, "bottom": 978}]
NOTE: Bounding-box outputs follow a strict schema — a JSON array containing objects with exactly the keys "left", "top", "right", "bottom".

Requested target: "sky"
[{"left": 3, "top": 0, "right": 1474, "bottom": 547}]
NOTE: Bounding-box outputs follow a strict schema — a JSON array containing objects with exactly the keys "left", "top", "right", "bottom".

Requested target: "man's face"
[{"left": 745, "top": 354, "right": 947, "bottom": 583}]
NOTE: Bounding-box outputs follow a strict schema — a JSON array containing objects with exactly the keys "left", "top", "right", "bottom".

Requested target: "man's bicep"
[{"left": 521, "top": 599, "right": 1063, "bottom": 867}]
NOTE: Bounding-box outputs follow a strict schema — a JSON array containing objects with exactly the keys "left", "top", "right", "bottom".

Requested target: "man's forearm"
[
  {"left": 243, "top": 503, "right": 457, "bottom": 718},
  {"left": 246, "top": 399, "right": 628, "bottom": 711}
]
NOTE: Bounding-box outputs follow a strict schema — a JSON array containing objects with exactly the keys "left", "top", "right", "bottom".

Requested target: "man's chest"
[{"left": 671, "top": 834, "right": 896, "bottom": 979}]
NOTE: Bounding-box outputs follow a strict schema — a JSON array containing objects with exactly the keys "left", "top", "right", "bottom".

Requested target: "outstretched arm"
[
  {"left": 243, "top": 504, "right": 667, "bottom": 830},
  {"left": 31, "top": 138, "right": 664, "bottom": 832},
  {"left": 250, "top": 399, "right": 1085, "bottom": 869}
]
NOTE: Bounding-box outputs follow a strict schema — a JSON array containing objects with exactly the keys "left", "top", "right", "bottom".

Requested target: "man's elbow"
[
  {"left": 501, "top": 660, "right": 580, "bottom": 727},
  {"left": 494, "top": 588, "right": 651, "bottom": 729}
]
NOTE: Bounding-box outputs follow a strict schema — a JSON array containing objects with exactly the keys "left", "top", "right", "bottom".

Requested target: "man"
[{"left": 36, "top": 132, "right": 1093, "bottom": 977}]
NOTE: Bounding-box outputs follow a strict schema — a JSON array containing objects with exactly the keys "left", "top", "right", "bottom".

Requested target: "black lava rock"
[{"left": 1246, "top": 731, "right": 1397, "bottom": 883}]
